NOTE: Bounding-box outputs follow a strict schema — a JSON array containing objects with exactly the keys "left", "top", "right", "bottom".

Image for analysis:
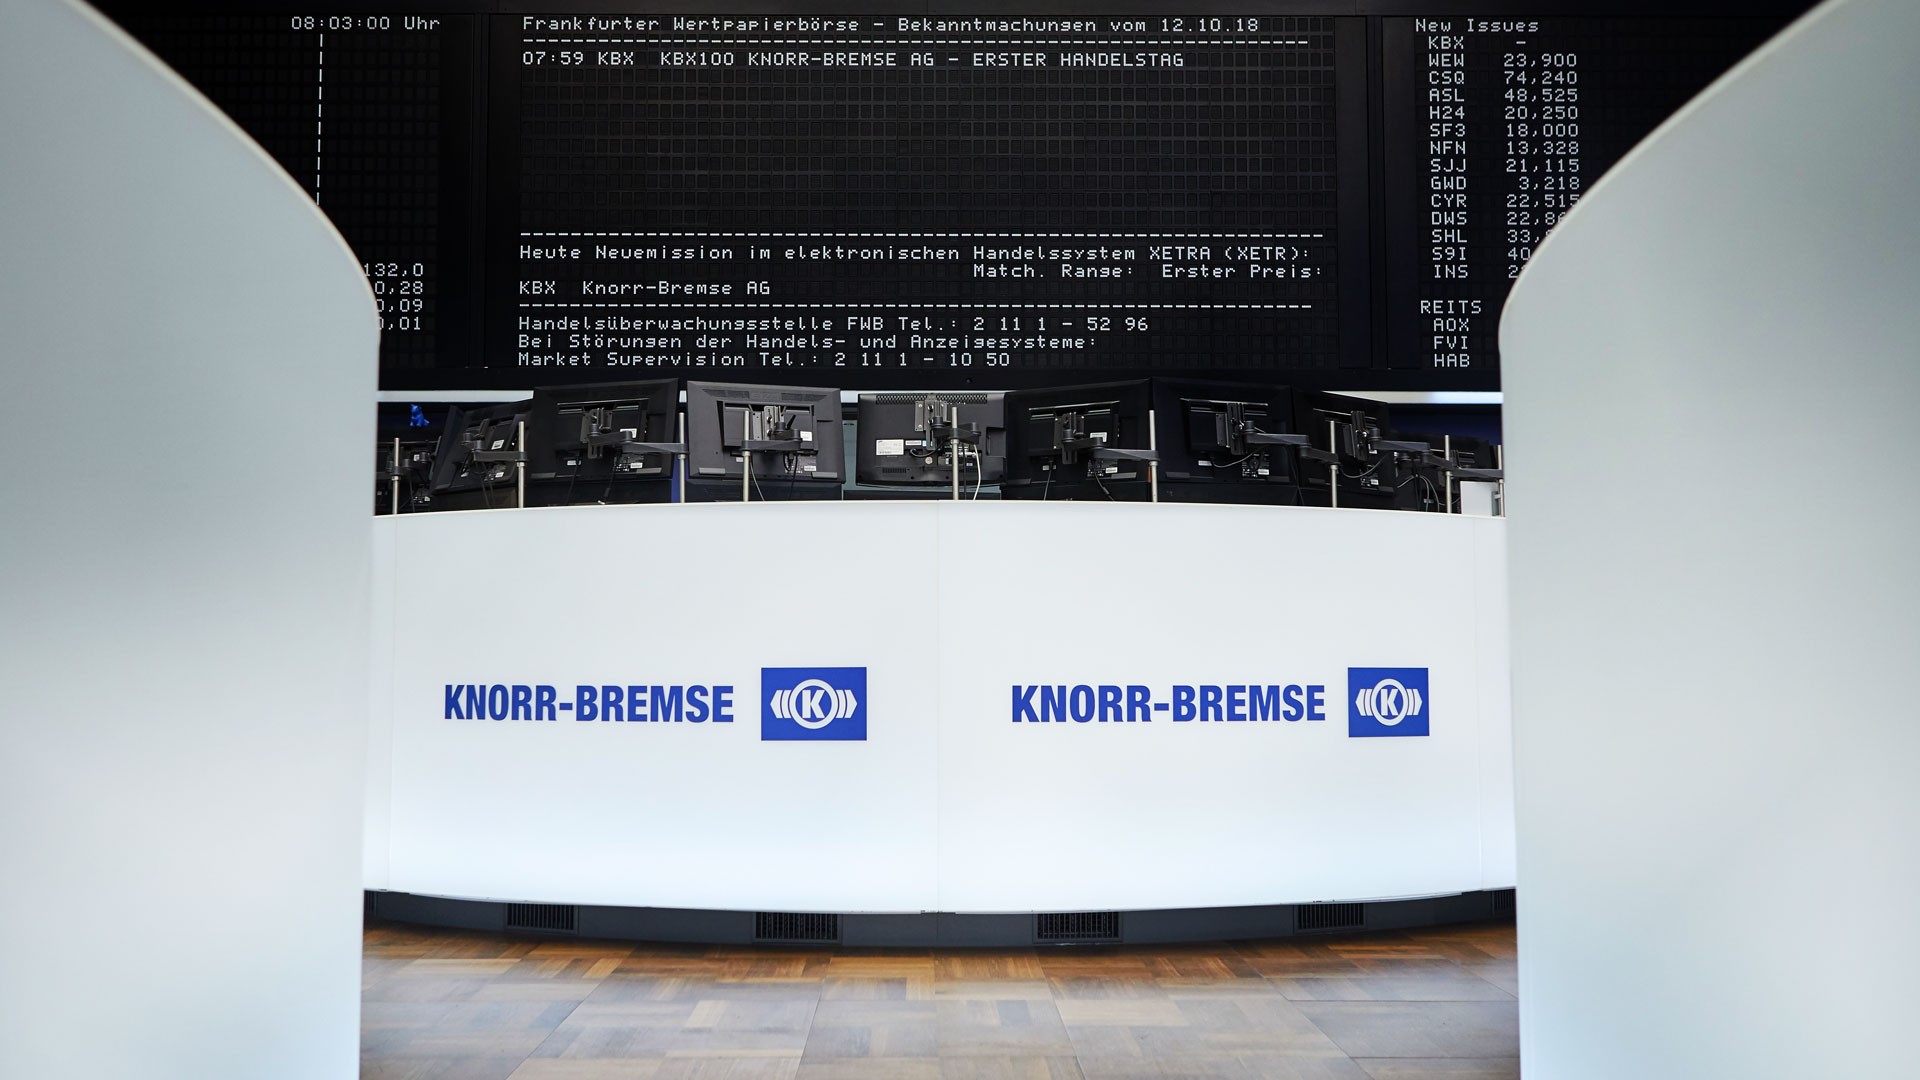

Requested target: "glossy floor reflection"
[{"left": 362, "top": 919, "right": 1518, "bottom": 1080}]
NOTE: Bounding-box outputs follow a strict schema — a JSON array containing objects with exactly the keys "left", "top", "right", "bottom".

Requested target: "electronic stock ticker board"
[{"left": 109, "top": 4, "right": 1797, "bottom": 392}]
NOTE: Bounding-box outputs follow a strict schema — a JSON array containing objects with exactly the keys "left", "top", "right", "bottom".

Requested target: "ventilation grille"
[
  {"left": 1492, "top": 890, "right": 1517, "bottom": 920},
  {"left": 1036, "top": 911, "right": 1122, "bottom": 944},
  {"left": 1295, "top": 903, "right": 1366, "bottom": 933},
  {"left": 754, "top": 912, "right": 841, "bottom": 943},
  {"left": 504, "top": 903, "right": 577, "bottom": 935}
]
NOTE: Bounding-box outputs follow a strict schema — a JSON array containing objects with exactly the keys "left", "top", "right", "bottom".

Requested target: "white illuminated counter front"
[{"left": 366, "top": 502, "right": 1514, "bottom": 916}]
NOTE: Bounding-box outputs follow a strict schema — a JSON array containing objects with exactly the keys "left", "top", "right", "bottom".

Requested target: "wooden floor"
[{"left": 362, "top": 919, "right": 1518, "bottom": 1080}]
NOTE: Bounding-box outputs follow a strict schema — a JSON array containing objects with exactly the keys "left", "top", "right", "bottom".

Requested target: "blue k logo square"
[
  {"left": 1348, "top": 667, "right": 1429, "bottom": 738},
  {"left": 762, "top": 667, "right": 867, "bottom": 741}
]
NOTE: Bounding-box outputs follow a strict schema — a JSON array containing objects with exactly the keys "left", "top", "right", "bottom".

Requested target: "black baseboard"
[{"left": 365, "top": 889, "right": 1516, "bottom": 947}]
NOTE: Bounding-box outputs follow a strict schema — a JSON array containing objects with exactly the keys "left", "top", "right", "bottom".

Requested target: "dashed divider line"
[
  {"left": 520, "top": 232, "right": 1327, "bottom": 239},
  {"left": 519, "top": 303, "right": 1313, "bottom": 309},
  {"left": 314, "top": 33, "right": 323, "bottom": 205},
  {"left": 523, "top": 38, "right": 1312, "bottom": 46}
]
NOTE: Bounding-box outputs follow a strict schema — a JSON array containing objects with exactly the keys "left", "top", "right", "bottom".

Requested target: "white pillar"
[
  {"left": 1501, "top": 0, "right": 1920, "bottom": 1076},
  {"left": 0, "top": 2, "right": 378, "bottom": 1077}
]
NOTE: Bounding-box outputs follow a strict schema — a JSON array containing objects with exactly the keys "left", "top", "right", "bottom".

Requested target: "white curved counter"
[{"left": 366, "top": 502, "right": 1513, "bottom": 914}]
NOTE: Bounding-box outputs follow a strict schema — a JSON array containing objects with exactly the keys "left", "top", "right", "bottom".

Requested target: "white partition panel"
[
  {"left": 381, "top": 505, "right": 944, "bottom": 911},
  {"left": 372, "top": 504, "right": 1514, "bottom": 912},
  {"left": 934, "top": 504, "right": 1509, "bottom": 911},
  {"left": 1501, "top": 0, "right": 1920, "bottom": 1076},
  {"left": 0, "top": 2, "right": 377, "bottom": 1077}
]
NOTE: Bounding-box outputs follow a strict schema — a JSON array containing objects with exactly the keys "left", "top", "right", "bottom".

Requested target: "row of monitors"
[{"left": 378, "top": 379, "right": 1497, "bottom": 512}]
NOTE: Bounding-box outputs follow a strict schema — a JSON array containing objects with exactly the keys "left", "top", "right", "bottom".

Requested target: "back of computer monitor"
[
  {"left": 684, "top": 381, "right": 845, "bottom": 501},
  {"left": 1418, "top": 432, "right": 1494, "bottom": 513},
  {"left": 525, "top": 379, "right": 679, "bottom": 507},
  {"left": 1002, "top": 380, "right": 1154, "bottom": 502},
  {"left": 1385, "top": 427, "right": 1450, "bottom": 512},
  {"left": 1151, "top": 378, "right": 1301, "bottom": 506},
  {"left": 428, "top": 400, "right": 534, "bottom": 511},
  {"left": 374, "top": 439, "right": 438, "bottom": 515},
  {"left": 375, "top": 402, "right": 460, "bottom": 515},
  {"left": 1293, "top": 391, "right": 1398, "bottom": 510},
  {"left": 855, "top": 392, "right": 1007, "bottom": 488}
]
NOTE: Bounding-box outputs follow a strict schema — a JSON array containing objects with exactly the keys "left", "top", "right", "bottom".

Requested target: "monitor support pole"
[
  {"left": 950, "top": 404, "right": 961, "bottom": 502},
  {"left": 390, "top": 438, "right": 401, "bottom": 516},
  {"left": 676, "top": 410, "right": 687, "bottom": 505},
  {"left": 1444, "top": 435, "right": 1454, "bottom": 514},
  {"left": 739, "top": 435, "right": 801, "bottom": 503},
  {"left": 1148, "top": 408, "right": 1159, "bottom": 503},
  {"left": 1327, "top": 419, "right": 1340, "bottom": 509},
  {"left": 516, "top": 422, "right": 527, "bottom": 509},
  {"left": 1495, "top": 444, "right": 1505, "bottom": 516}
]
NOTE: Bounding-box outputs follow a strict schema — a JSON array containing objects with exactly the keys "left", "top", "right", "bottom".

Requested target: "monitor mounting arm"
[
  {"left": 1373, "top": 437, "right": 1432, "bottom": 455},
  {"left": 1087, "top": 443, "right": 1160, "bottom": 464},
  {"left": 741, "top": 437, "right": 803, "bottom": 453},
  {"left": 1242, "top": 426, "right": 1337, "bottom": 465},
  {"left": 617, "top": 438, "right": 688, "bottom": 457},
  {"left": 913, "top": 402, "right": 983, "bottom": 475},
  {"left": 583, "top": 429, "right": 686, "bottom": 458},
  {"left": 922, "top": 417, "right": 983, "bottom": 453}
]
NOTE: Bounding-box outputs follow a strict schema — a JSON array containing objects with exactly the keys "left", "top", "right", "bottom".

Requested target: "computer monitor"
[
  {"left": 1386, "top": 428, "right": 1451, "bottom": 512},
  {"left": 1400, "top": 432, "right": 1499, "bottom": 512},
  {"left": 683, "top": 381, "right": 845, "bottom": 501},
  {"left": 374, "top": 402, "right": 460, "bottom": 515},
  {"left": 1444, "top": 434, "right": 1499, "bottom": 479},
  {"left": 525, "top": 380, "right": 681, "bottom": 507},
  {"left": 855, "top": 392, "right": 1006, "bottom": 491},
  {"left": 428, "top": 400, "right": 534, "bottom": 511},
  {"left": 1293, "top": 391, "right": 1402, "bottom": 510},
  {"left": 1001, "top": 381, "right": 1157, "bottom": 501},
  {"left": 374, "top": 439, "right": 437, "bottom": 515},
  {"left": 1151, "top": 378, "right": 1304, "bottom": 506},
  {"left": 1370, "top": 430, "right": 1505, "bottom": 512}
]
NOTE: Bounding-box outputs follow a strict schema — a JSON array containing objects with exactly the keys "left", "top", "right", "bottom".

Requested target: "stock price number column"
[{"left": 1495, "top": 39, "right": 1582, "bottom": 308}]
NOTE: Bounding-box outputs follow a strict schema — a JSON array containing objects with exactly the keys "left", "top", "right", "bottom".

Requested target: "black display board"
[
  {"left": 116, "top": 11, "right": 484, "bottom": 378},
  {"left": 1379, "top": 15, "right": 1782, "bottom": 381},
  {"left": 102, "top": 4, "right": 1806, "bottom": 392},
  {"left": 491, "top": 15, "right": 1367, "bottom": 388}
]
